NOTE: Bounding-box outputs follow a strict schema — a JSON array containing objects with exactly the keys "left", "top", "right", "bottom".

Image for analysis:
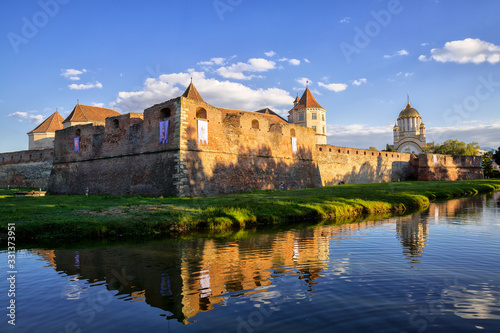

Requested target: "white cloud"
[
  {"left": 326, "top": 123, "right": 393, "bottom": 149},
  {"left": 92, "top": 102, "right": 105, "bottom": 107},
  {"left": 8, "top": 111, "right": 45, "bottom": 124},
  {"left": 325, "top": 121, "right": 500, "bottom": 151},
  {"left": 296, "top": 77, "right": 312, "bottom": 86},
  {"left": 114, "top": 70, "right": 293, "bottom": 115},
  {"left": 418, "top": 55, "right": 429, "bottom": 62},
  {"left": 340, "top": 17, "right": 351, "bottom": 23},
  {"left": 68, "top": 81, "right": 103, "bottom": 90},
  {"left": 384, "top": 49, "right": 409, "bottom": 59},
  {"left": 61, "top": 68, "right": 87, "bottom": 81},
  {"left": 29, "top": 114, "right": 45, "bottom": 124},
  {"left": 216, "top": 58, "right": 276, "bottom": 80},
  {"left": 351, "top": 78, "right": 367, "bottom": 86},
  {"left": 8, "top": 111, "right": 28, "bottom": 118},
  {"left": 421, "top": 42, "right": 429, "bottom": 46},
  {"left": 427, "top": 121, "right": 500, "bottom": 148},
  {"left": 318, "top": 82, "right": 348, "bottom": 92},
  {"left": 419, "top": 38, "right": 500, "bottom": 64},
  {"left": 304, "top": 58, "right": 311, "bottom": 63},
  {"left": 264, "top": 50, "right": 276, "bottom": 57},
  {"left": 197, "top": 57, "right": 226, "bottom": 66},
  {"left": 278, "top": 57, "right": 301, "bottom": 65}
]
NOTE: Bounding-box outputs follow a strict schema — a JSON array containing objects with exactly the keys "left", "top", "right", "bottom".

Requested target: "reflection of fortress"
[
  {"left": 1, "top": 84, "right": 482, "bottom": 193},
  {"left": 34, "top": 221, "right": 387, "bottom": 323}
]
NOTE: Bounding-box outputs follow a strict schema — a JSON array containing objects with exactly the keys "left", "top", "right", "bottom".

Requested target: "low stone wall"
[
  {"left": 176, "top": 149, "right": 321, "bottom": 196},
  {"left": 48, "top": 150, "right": 179, "bottom": 196},
  {"left": 316, "top": 145, "right": 415, "bottom": 185},
  {"left": 0, "top": 149, "right": 53, "bottom": 188},
  {"left": 417, "top": 154, "right": 483, "bottom": 181}
]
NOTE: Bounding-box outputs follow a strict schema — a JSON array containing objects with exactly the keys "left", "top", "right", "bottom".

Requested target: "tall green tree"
[
  {"left": 432, "top": 139, "right": 480, "bottom": 156},
  {"left": 383, "top": 144, "right": 396, "bottom": 152},
  {"left": 493, "top": 146, "right": 500, "bottom": 165},
  {"left": 482, "top": 150, "right": 500, "bottom": 178}
]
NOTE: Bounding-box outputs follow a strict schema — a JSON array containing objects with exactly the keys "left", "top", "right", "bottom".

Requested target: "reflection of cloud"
[{"left": 443, "top": 283, "right": 500, "bottom": 320}]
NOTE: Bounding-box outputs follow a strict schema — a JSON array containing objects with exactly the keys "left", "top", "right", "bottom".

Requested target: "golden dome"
[{"left": 397, "top": 102, "right": 421, "bottom": 120}]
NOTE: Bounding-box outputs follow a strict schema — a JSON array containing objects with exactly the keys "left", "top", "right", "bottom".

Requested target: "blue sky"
[{"left": 1, "top": 0, "right": 499, "bottom": 153}]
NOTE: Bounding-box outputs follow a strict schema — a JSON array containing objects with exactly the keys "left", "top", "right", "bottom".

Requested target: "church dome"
[{"left": 397, "top": 102, "right": 421, "bottom": 120}]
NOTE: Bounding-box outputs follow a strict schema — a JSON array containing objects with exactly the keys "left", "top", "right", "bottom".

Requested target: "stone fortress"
[{"left": 0, "top": 82, "right": 483, "bottom": 195}]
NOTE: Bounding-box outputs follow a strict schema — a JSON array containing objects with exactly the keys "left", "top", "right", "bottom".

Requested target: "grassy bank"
[{"left": 1, "top": 179, "right": 499, "bottom": 240}]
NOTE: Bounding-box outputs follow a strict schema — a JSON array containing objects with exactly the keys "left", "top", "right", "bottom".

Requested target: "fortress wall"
[
  {"left": 316, "top": 145, "right": 414, "bottom": 185},
  {"left": 181, "top": 98, "right": 316, "bottom": 157},
  {"left": 53, "top": 98, "right": 182, "bottom": 164},
  {"left": 0, "top": 148, "right": 53, "bottom": 188},
  {"left": 173, "top": 98, "right": 321, "bottom": 196},
  {"left": 177, "top": 150, "right": 321, "bottom": 196},
  {"left": 417, "top": 154, "right": 483, "bottom": 181},
  {"left": 48, "top": 151, "right": 179, "bottom": 196}
]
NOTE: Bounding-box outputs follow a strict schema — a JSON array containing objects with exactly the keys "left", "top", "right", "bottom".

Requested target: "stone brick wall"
[
  {"left": 0, "top": 148, "right": 53, "bottom": 188},
  {"left": 316, "top": 145, "right": 415, "bottom": 185},
  {"left": 417, "top": 154, "right": 483, "bottom": 181},
  {"left": 44, "top": 95, "right": 485, "bottom": 197},
  {"left": 174, "top": 98, "right": 321, "bottom": 196}
]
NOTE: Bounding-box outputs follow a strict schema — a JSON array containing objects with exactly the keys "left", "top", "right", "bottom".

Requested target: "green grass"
[{"left": 1, "top": 179, "right": 499, "bottom": 240}]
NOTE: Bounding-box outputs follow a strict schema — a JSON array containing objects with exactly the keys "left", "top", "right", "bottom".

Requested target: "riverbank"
[{"left": 1, "top": 179, "right": 499, "bottom": 240}]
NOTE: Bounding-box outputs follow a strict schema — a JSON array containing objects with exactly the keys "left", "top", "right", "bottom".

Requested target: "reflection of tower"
[{"left": 395, "top": 212, "right": 429, "bottom": 263}]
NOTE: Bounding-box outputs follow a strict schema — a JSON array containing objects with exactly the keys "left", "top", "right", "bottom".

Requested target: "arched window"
[
  {"left": 252, "top": 119, "right": 259, "bottom": 129},
  {"left": 196, "top": 108, "right": 207, "bottom": 119},
  {"left": 161, "top": 107, "right": 171, "bottom": 119},
  {"left": 290, "top": 129, "right": 296, "bottom": 137},
  {"left": 269, "top": 124, "right": 282, "bottom": 133},
  {"left": 76, "top": 129, "right": 81, "bottom": 137},
  {"left": 113, "top": 119, "right": 119, "bottom": 129}
]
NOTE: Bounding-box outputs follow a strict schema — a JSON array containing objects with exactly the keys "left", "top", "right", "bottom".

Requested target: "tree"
[
  {"left": 383, "top": 144, "right": 396, "bottom": 152},
  {"left": 482, "top": 150, "right": 500, "bottom": 178},
  {"left": 432, "top": 139, "right": 480, "bottom": 156},
  {"left": 369, "top": 146, "right": 378, "bottom": 151},
  {"left": 493, "top": 146, "right": 500, "bottom": 165}
]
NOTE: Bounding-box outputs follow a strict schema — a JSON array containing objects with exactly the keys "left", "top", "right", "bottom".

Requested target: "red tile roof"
[
  {"left": 28, "top": 111, "right": 64, "bottom": 134},
  {"left": 63, "top": 104, "right": 120, "bottom": 124},
  {"left": 182, "top": 82, "right": 205, "bottom": 103},
  {"left": 291, "top": 87, "right": 324, "bottom": 111}
]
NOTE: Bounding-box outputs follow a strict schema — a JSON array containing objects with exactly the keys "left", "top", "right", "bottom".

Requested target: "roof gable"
[
  {"left": 182, "top": 82, "right": 205, "bottom": 103},
  {"left": 291, "top": 87, "right": 324, "bottom": 111},
  {"left": 28, "top": 111, "right": 64, "bottom": 134},
  {"left": 63, "top": 104, "right": 120, "bottom": 124}
]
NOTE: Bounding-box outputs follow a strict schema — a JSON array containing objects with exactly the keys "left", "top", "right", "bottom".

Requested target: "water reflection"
[
  {"left": 33, "top": 221, "right": 385, "bottom": 324},
  {"left": 29, "top": 193, "right": 500, "bottom": 328}
]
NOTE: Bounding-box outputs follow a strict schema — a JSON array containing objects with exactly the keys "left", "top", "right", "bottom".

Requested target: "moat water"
[{"left": 1, "top": 192, "right": 500, "bottom": 332}]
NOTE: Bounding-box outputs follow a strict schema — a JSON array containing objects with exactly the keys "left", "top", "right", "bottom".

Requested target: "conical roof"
[
  {"left": 182, "top": 82, "right": 205, "bottom": 103},
  {"left": 291, "top": 87, "right": 324, "bottom": 111},
  {"left": 397, "top": 102, "right": 421, "bottom": 120},
  {"left": 28, "top": 111, "right": 64, "bottom": 134},
  {"left": 63, "top": 104, "right": 120, "bottom": 124}
]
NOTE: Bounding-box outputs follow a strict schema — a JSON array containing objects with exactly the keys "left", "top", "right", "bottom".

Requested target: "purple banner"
[
  {"left": 74, "top": 137, "right": 79, "bottom": 153},
  {"left": 159, "top": 120, "right": 169, "bottom": 144}
]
